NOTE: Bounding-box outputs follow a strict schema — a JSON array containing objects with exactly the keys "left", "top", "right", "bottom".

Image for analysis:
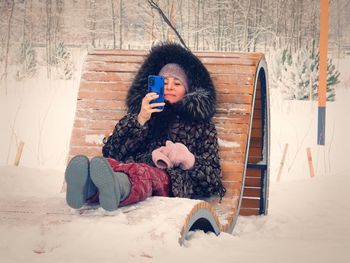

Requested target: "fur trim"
[{"left": 126, "top": 42, "right": 216, "bottom": 122}]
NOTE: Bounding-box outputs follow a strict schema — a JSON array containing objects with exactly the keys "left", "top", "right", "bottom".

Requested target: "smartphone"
[{"left": 148, "top": 75, "right": 164, "bottom": 110}]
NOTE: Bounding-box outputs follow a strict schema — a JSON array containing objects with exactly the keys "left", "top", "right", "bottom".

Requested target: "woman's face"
[{"left": 164, "top": 77, "right": 186, "bottom": 104}]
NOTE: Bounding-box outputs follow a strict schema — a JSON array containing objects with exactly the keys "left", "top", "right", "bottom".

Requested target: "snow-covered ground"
[{"left": 0, "top": 165, "right": 349, "bottom": 263}]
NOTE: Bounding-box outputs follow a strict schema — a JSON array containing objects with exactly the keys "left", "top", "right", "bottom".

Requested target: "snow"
[
  {"left": 270, "top": 87, "right": 350, "bottom": 181},
  {"left": 0, "top": 166, "right": 349, "bottom": 263},
  {"left": 85, "top": 134, "right": 105, "bottom": 145},
  {"left": 218, "top": 138, "right": 240, "bottom": 148}
]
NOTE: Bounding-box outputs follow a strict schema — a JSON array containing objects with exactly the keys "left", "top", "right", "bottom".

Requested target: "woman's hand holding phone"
[{"left": 137, "top": 92, "right": 165, "bottom": 126}]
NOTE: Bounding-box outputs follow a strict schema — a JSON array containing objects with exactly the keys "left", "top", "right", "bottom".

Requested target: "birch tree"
[
  {"left": 111, "top": 0, "right": 117, "bottom": 49},
  {"left": 119, "top": 0, "right": 123, "bottom": 49},
  {"left": 2, "top": 0, "right": 15, "bottom": 95}
]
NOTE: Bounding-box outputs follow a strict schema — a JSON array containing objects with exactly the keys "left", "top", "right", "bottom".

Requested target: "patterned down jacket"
[{"left": 102, "top": 42, "right": 226, "bottom": 199}]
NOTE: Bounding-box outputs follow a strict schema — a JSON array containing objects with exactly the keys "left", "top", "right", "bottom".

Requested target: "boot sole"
[
  {"left": 65, "top": 155, "right": 89, "bottom": 209},
  {"left": 90, "top": 157, "right": 121, "bottom": 211}
]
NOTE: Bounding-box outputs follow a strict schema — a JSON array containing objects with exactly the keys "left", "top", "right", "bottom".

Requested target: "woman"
[{"left": 65, "top": 42, "right": 225, "bottom": 211}]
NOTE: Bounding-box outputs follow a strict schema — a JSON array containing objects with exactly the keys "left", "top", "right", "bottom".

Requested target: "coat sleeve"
[
  {"left": 167, "top": 121, "right": 226, "bottom": 199},
  {"left": 102, "top": 113, "right": 150, "bottom": 161}
]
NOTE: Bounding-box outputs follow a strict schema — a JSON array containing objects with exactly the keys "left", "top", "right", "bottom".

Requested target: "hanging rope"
[{"left": 148, "top": 0, "right": 189, "bottom": 50}]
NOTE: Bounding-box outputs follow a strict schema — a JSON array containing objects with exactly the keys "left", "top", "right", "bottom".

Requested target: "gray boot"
[
  {"left": 65, "top": 155, "right": 98, "bottom": 209},
  {"left": 90, "top": 156, "right": 131, "bottom": 211}
]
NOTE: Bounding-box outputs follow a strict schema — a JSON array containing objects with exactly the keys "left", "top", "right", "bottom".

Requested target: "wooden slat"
[
  {"left": 251, "top": 128, "right": 262, "bottom": 138},
  {"left": 243, "top": 187, "right": 261, "bottom": 197},
  {"left": 215, "top": 122, "right": 249, "bottom": 134},
  {"left": 217, "top": 94, "right": 252, "bottom": 104},
  {"left": 254, "top": 99, "right": 262, "bottom": 109},
  {"left": 244, "top": 177, "right": 261, "bottom": 187},
  {"left": 79, "top": 81, "right": 131, "bottom": 91},
  {"left": 248, "top": 156, "right": 262, "bottom": 163},
  {"left": 219, "top": 151, "right": 245, "bottom": 162},
  {"left": 199, "top": 56, "right": 259, "bottom": 66},
  {"left": 78, "top": 90, "right": 127, "bottom": 100},
  {"left": 248, "top": 145, "right": 262, "bottom": 153},
  {"left": 88, "top": 49, "right": 147, "bottom": 56},
  {"left": 84, "top": 62, "right": 141, "bottom": 72},
  {"left": 213, "top": 114, "right": 250, "bottom": 123},
  {"left": 222, "top": 181, "right": 242, "bottom": 195},
  {"left": 252, "top": 118, "right": 262, "bottom": 128},
  {"left": 241, "top": 198, "right": 260, "bottom": 208},
  {"left": 75, "top": 109, "right": 124, "bottom": 121},
  {"left": 253, "top": 109, "right": 262, "bottom": 119},
  {"left": 217, "top": 133, "right": 247, "bottom": 144},
  {"left": 248, "top": 147, "right": 262, "bottom": 157},
  {"left": 221, "top": 161, "right": 244, "bottom": 174},
  {"left": 77, "top": 99, "right": 126, "bottom": 111},
  {"left": 82, "top": 72, "right": 135, "bottom": 82},
  {"left": 217, "top": 104, "right": 252, "bottom": 114},
  {"left": 73, "top": 118, "right": 117, "bottom": 131},
  {"left": 218, "top": 144, "right": 245, "bottom": 151},
  {"left": 211, "top": 74, "right": 255, "bottom": 84},
  {"left": 246, "top": 168, "right": 264, "bottom": 178},
  {"left": 86, "top": 54, "right": 145, "bottom": 63},
  {"left": 195, "top": 51, "right": 264, "bottom": 60},
  {"left": 249, "top": 137, "right": 263, "bottom": 148},
  {"left": 205, "top": 64, "right": 256, "bottom": 75},
  {"left": 216, "top": 85, "right": 254, "bottom": 95}
]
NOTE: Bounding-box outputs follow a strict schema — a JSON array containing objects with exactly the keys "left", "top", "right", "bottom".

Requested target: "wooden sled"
[{"left": 68, "top": 49, "right": 270, "bottom": 245}]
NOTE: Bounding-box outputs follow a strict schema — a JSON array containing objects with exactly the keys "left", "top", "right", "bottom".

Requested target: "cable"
[{"left": 148, "top": 0, "right": 189, "bottom": 50}]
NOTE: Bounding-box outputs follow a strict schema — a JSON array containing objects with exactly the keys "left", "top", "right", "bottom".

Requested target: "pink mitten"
[
  {"left": 166, "top": 141, "right": 195, "bottom": 170},
  {"left": 152, "top": 146, "right": 173, "bottom": 169}
]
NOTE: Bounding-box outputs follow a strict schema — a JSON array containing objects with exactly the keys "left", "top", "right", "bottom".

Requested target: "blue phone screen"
[{"left": 148, "top": 75, "right": 164, "bottom": 110}]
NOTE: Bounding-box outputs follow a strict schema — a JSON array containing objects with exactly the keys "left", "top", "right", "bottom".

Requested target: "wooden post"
[
  {"left": 318, "top": 0, "right": 329, "bottom": 145},
  {"left": 14, "top": 141, "right": 24, "bottom": 166},
  {"left": 277, "top": 144, "right": 288, "bottom": 182},
  {"left": 306, "top": 147, "right": 315, "bottom": 178}
]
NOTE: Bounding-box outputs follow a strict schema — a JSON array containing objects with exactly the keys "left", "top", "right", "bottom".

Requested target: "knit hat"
[{"left": 159, "top": 63, "right": 189, "bottom": 91}]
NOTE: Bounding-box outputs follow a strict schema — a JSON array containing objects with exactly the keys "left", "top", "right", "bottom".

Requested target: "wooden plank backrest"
[{"left": 69, "top": 49, "right": 270, "bottom": 227}]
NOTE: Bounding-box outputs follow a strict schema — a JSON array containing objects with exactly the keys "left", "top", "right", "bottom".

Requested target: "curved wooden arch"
[{"left": 68, "top": 49, "right": 270, "bottom": 244}]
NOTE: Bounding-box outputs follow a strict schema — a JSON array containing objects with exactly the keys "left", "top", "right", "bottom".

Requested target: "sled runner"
[{"left": 68, "top": 49, "right": 270, "bottom": 244}]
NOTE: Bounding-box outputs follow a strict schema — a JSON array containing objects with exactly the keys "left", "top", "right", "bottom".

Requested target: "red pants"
[{"left": 106, "top": 158, "right": 170, "bottom": 207}]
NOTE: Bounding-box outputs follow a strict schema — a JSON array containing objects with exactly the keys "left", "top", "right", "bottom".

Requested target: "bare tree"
[
  {"left": 167, "top": 0, "right": 176, "bottom": 42},
  {"left": 2, "top": 0, "right": 15, "bottom": 95},
  {"left": 111, "top": 0, "right": 117, "bottom": 48},
  {"left": 178, "top": 0, "right": 184, "bottom": 36},
  {"left": 192, "top": 0, "right": 199, "bottom": 48},
  {"left": 217, "top": 0, "right": 221, "bottom": 50},
  {"left": 187, "top": 0, "right": 190, "bottom": 47},
  {"left": 88, "top": 0, "right": 97, "bottom": 47},
  {"left": 119, "top": 0, "right": 123, "bottom": 49},
  {"left": 149, "top": 4, "right": 156, "bottom": 43},
  {"left": 46, "top": 0, "right": 52, "bottom": 78}
]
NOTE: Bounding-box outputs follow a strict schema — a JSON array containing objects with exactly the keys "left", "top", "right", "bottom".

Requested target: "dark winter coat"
[{"left": 102, "top": 42, "right": 226, "bottom": 199}]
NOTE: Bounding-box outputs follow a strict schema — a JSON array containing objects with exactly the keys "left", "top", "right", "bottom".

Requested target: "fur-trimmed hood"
[{"left": 126, "top": 42, "right": 217, "bottom": 122}]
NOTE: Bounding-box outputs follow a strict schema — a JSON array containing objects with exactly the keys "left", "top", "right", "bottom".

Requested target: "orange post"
[{"left": 318, "top": 0, "right": 329, "bottom": 145}]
